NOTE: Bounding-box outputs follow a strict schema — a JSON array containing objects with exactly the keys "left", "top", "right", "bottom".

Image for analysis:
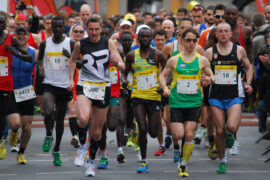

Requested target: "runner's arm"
[
  {"left": 9, "top": 36, "right": 33, "bottom": 62},
  {"left": 37, "top": 41, "right": 46, "bottom": 76},
  {"left": 159, "top": 57, "right": 175, "bottom": 96},
  {"left": 238, "top": 46, "right": 253, "bottom": 84},
  {"left": 124, "top": 51, "right": 134, "bottom": 76},
  {"left": 200, "top": 56, "right": 215, "bottom": 86},
  {"left": 109, "top": 39, "right": 125, "bottom": 71}
]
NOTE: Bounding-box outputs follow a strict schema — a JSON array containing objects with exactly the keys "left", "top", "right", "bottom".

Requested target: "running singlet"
[
  {"left": 43, "top": 37, "right": 71, "bottom": 88},
  {"left": 209, "top": 44, "right": 244, "bottom": 99},
  {"left": 169, "top": 53, "right": 202, "bottom": 108},
  {"left": 199, "top": 23, "right": 207, "bottom": 34},
  {"left": 131, "top": 48, "right": 161, "bottom": 101},
  {"left": 172, "top": 40, "right": 179, "bottom": 57},
  {"left": 78, "top": 36, "right": 110, "bottom": 87},
  {"left": 0, "top": 34, "right": 13, "bottom": 91},
  {"left": 109, "top": 62, "right": 120, "bottom": 97},
  {"left": 28, "top": 33, "right": 37, "bottom": 49}
]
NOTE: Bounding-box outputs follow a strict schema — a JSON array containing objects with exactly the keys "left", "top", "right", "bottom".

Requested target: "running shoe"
[
  {"left": 225, "top": 133, "right": 234, "bottom": 148},
  {"left": 85, "top": 159, "right": 95, "bottom": 177},
  {"left": 97, "top": 157, "right": 108, "bottom": 169},
  {"left": 123, "top": 133, "right": 129, "bottom": 146},
  {"left": 42, "top": 136, "right": 53, "bottom": 152},
  {"left": 173, "top": 150, "right": 180, "bottom": 163},
  {"left": 126, "top": 136, "right": 134, "bottom": 147},
  {"left": 71, "top": 135, "right": 79, "bottom": 148},
  {"left": 52, "top": 151, "right": 62, "bottom": 166},
  {"left": 0, "top": 141, "right": 6, "bottom": 160},
  {"left": 229, "top": 140, "right": 239, "bottom": 155},
  {"left": 216, "top": 162, "right": 226, "bottom": 174},
  {"left": 8, "top": 130, "right": 19, "bottom": 146},
  {"left": 135, "top": 142, "right": 140, "bottom": 151},
  {"left": 224, "top": 148, "right": 229, "bottom": 164},
  {"left": 132, "top": 122, "right": 139, "bottom": 144},
  {"left": 74, "top": 146, "right": 87, "bottom": 167},
  {"left": 17, "top": 153, "right": 27, "bottom": 164},
  {"left": 208, "top": 144, "right": 217, "bottom": 160},
  {"left": 137, "top": 151, "right": 142, "bottom": 162},
  {"left": 179, "top": 165, "right": 189, "bottom": 177},
  {"left": 136, "top": 161, "right": 148, "bottom": 173},
  {"left": 117, "top": 151, "right": 125, "bottom": 164},
  {"left": 10, "top": 143, "right": 20, "bottom": 152},
  {"left": 194, "top": 128, "right": 206, "bottom": 145},
  {"left": 154, "top": 146, "right": 165, "bottom": 156},
  {"left": 164, "top": 135, "right": 172, "bottom": 149}
]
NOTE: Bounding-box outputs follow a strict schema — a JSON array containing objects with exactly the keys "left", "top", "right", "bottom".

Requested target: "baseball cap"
[
  {"left": 124, "top": 13, "right": 136, "bottom": 23},
  {"left": 120, "top": 20, "right": 131, "bottom": 27},
  {"left": 136, "top": 24, "right": 150, "bottom": 35},
  {"left": 15, "top": 14, "right": 27, "bottom": 21}
]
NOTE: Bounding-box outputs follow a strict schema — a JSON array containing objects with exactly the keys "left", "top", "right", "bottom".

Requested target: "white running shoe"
[
  {"left": 137, "top": 151, "right": 142, "bottom": 162},
  {"left": 224, "top": 148, "right": 230, "bottom": 164},
  {"left": 85, "top": 159, "right": 95, "bottom": 177},
  {"left": 74, "top": 146, "right": 87, "bottom": 167},
  {"left": 229, "top": 140, "right": 239, "bottom": 155},
  {"left": 10, "top": 143, "right": 20, "bottom": 152}
]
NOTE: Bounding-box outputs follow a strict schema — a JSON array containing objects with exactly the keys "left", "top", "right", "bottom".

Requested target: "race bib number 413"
[
  {"left": 83, "top": 81, "right": 106, "bottom": 100},
  {"left": 136, "top": 70, "right": 158, "bottom": 90},
  {"left": 14, "top": 85, "right": 36, "bottom": 102},
  {"left": 215, "top": 65, "right": 237, "bottom": 85},
  {"left": 47, "top": 52, "right": 68, "bottom": 70},
  {"left": 0, "top": 57, "right": 8, "bottom": 77},
  {"left": 177, "top": 74, "right": 199, "bottom": 94}
]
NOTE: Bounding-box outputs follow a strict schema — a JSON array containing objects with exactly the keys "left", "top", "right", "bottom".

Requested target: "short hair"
[
  {"left": 44, "top": 14, "right": 55, "bottom": 21},
  {"left": 142, "top": 12, "right": 153, "bottom": 18},
  {"left": 146, "top": 21, "right": 156, "bottom": 29},
  {"left": 214, "top": 4, "right": 226, "bottom": 14},
  {"left": 131, "top": 8, "right": 140, "bottom": 14},
  {"left": 179, "top": 17, "right": 194, "bottom": 27},
  {"left": 177, "top": 8, "right": 188, "bottom": 15},
  {"left": 154, "top": 18, "right": 163, "bottom": 24},
  {"left": 205, "top": 5, "right": 214, "bottom": 13},
  {"left": 153, "top": 29, "right": 167, "bottom": 39},
  {"left": 216, "top": 22, "right": 232, "bottom": 31},
  {"left": 192, "top": 5, "right": 205, "bottom": 13},
  {"left": 238, "top": 12, "right": 244, "bottom": 19},
  {"left": 181, "top": 28, "right": 199, "bottom": 39},
  {"left": 52, "top": 16, "right": 65, "bottom": 25},
  {"left": 252, "top": 13, "right": 265, "bottom": 28},
  {"left": 86, "top": 16, "right": 103, "bottom": 27}
]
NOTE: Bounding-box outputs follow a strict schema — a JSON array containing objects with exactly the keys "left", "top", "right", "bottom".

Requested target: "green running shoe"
[
  {"left": 42, "top": 136, "right": 53, "bottom": 152},
  {"left": 225, "top": 133, "right": 234, "bottom": 148},
  {"left": 216, "top": 162, "right": 226, "bottom": 174},
  {"left": 52, "top": 151, "right": 62, "bottom": 166}
]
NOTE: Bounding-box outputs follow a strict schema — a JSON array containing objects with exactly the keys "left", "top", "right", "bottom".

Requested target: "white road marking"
[
  {"left": 37, "top": 171, "right": 81, "bottom": 175},
  {"left": 0, "top": 174, "right": 16, "bottom": 176},
  {"left": 29, "top": 159, "right": 69, "bottom": 162}
]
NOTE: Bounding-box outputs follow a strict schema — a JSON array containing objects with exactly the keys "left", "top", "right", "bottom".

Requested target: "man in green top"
[{"left": 159, "top": 28, "right": 215, "bottom": 177}]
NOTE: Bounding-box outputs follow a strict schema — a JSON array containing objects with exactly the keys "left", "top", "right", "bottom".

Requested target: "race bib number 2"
[
  {"left": 14, "top": 85, "right": 36, "bottom": 102},
  {"left": 83, "top": 81, "right": 106, "bottom": 100},
  {"left": 47, "top": 52, "right": 68, "bottom": 70},
  {"left": 0, "top": 57, "right": 8, "bottom": 77},
  {"left": 177, "top": 75, "right": 199, "bottom": 94},
  {"left": 215, "top": 65, "right": 237, "bottom": 85}
]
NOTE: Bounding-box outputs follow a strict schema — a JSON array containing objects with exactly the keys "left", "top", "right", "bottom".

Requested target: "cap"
[
  {"left": 136, "top": 24, "right": 150, "bottom": 35},
  {"left": 120, "top": 20, "right": 131, "bottom": 27},
  {"left": 15, "top": 26, "right": 28, "bottom": 34},
  {"left": 124, "top": 13, "right": 136, "bottom": 23},
  {"left": 15, "top": 14, "right": 27, "bottom": 21}
]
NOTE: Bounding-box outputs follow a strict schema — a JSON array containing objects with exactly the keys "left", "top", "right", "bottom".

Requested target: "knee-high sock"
[{"left": 182, "top": 141, "right": 194, "bottom": 165}]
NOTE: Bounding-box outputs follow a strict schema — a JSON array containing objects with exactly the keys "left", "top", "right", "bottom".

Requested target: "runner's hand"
[
  {"left": 163, "top": 87, "right": 171, "bottom": 97},
  {"left": 67, "top": 81, "right": 74, "bottom": 92},
  {"left": 76, "top": 59, "right": 88, "bottom": 69},
  {"left": 201, "top": 75, "right": 210, "bottom": 87},
  {"left": 244, "top": 83, "right": 253, "bottom": 94}
]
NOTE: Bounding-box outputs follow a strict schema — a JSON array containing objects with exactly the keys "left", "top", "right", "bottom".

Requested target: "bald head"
[
  {"left": 216, "top": 22, "right": 232, "bottom": 31},
  {"left": 162, "top": 19, "right": 174, "bottom": 39},
  {"left": 80, "top": 4, "right": 92, "bottom": 27}
]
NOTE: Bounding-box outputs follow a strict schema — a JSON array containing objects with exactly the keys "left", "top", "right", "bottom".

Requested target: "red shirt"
[
  {"left": 109, "top": 62, "right": 120, "bottom": 97},
  {"left": 0, "top": 34, "right": 14, "bottom": 91}
]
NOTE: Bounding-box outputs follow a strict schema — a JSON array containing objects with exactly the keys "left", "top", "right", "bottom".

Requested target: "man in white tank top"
[{"left": 37, "top": 16, "right": 75, "bottom": 166}]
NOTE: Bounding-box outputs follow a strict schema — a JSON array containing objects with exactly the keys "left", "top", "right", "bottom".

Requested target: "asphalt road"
[{"left": 0, "top": 126, "right": 270, "bottom": 180}]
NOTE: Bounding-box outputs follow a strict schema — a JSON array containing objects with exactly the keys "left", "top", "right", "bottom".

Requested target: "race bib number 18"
[
  {"left": 83, "top": 81, "right": 106, "bottom": 100},
  {"left": 14, "top": 85, "right": 36, "bottom": 102},
  {"left": 215, "top": 65, "right": 237, "bottom": 85},
  {"left": 47, "top": 52, "right": 68, "bottom": 70},
  {"left": 0, "top": 57, "right": 8, "bottom": 77},
  {"left": 177, "top": 75, "right": 199, "bottom": 94}
]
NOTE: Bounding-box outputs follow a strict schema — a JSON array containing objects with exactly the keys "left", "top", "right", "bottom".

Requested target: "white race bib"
[
  {"left": 83, "top": 81, "right": 106, "bottom": 100},
  {"left": 0, "top": 57, "right": 8, "bottom": 77},
  {"left": 14, "top": 85, "right": 36, "bottom": 102},
  {"left": 47, "top": 52, "right": 68, "bottom": 70},
  {"left": 215, "top": 65, "right": 237, "bottom": 85},
  {"left": 136, "top": 70, "right": 158, "bottom": 90},
  {"left": 109, "top": 66, "right": 118, "bottom": 84},
  {"left": 177, "top": 75, "right": 199, "bottom": 94}
]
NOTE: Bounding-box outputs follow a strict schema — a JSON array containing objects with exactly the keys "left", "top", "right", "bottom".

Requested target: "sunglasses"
[
  {"left": 184, "top": 38, "right": 197, "bottom": 43},
  {"left": 74, "top": 30, "right": 84, "bottom": 34},
  {"left": 214, "top": 14, "right": 224, "bottom": 19}
]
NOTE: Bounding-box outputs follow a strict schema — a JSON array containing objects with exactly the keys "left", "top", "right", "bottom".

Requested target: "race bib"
[
  {"left": 83, "top": 81, "right": 106, "bottom": 100},
  {"left": 109, "top": 66, "right": 118, "bottom": 84},
  {"left": 14, "top": 85, "right": 36, "bottom": 102},
  {"left": 136, "top": 70, "right": 158, "bottom": 90},
  {"left": 177, "top": 75, "right": 199, "bottom": 94},
  {"left": 47, "top": 52, "right": 68, "bottom": 70},
  {"left": 0, "top": 57, "right": 8, "bottom": 77},
  {"left": 215, "top": 65, "right": 237, "bottom": 85}
]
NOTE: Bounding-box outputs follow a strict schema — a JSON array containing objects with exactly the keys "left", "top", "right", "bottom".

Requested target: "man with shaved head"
[
  {"left": 205, "top": 22, "right": 253, "bottom": 174},
  {"left": 79, "top": 4, "right": 92, "bottom": 29},
  {"left": 162, "top": 19, "right": 176, "bottom": 44}
]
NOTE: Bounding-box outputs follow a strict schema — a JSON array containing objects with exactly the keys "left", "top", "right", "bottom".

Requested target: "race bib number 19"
[
  {"left": 83, "top": 81, "right": 106, "bottom": 100},
  {"left": 14, "top": 85, "right": 36, "bottom": 102},
  {"left": 47, "top": 52, "right": 68, "bottom": 70},
  {"left": 0, "top": 57, "right": 8, "bottom": 77},
  {"left": 215, "top": 65, "right": 237, "bottom": 85},
  {"left": 177, "top": 75, "right": 199, "bottom": 94}
]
